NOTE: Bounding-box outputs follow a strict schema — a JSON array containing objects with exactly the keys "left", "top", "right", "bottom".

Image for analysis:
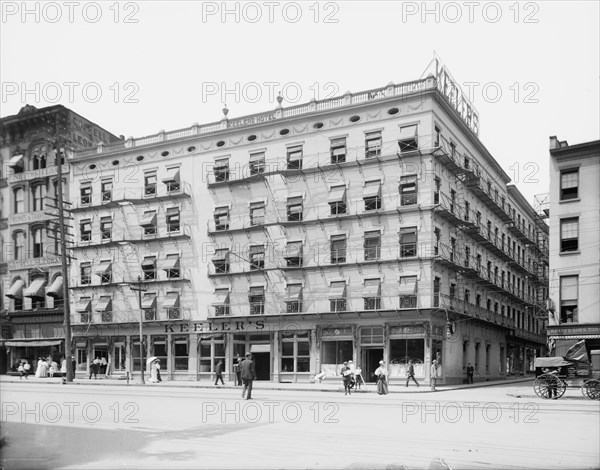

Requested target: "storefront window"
[
  {"left": 173, "top": 337, "right": 188, "bottom": 371},
  {"left": 390, "top": 338, "right": 424, "bottom": 364},
  {"left": 199, "top": 336, "right": 224, "bottom": 373},
  {"left": 152, "top": 336, "right": 167, "bottom": 371},
  {"left": 281, "top": 333, "right": 310, "bottom": 373},
  {"left": 77, "top": 348, "right": 87, "bottom": 371},
  {"left": 322, "top": 340, "right": 353, "bottom": 375}
]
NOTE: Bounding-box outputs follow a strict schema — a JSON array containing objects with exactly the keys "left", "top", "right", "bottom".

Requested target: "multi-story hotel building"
[
  {"left": 547, "top": 136, "right": 600, "bottom": 371},
  {"left": 0, "top": 104, "right": 118, "bottom": 373},
  {"left": 66, "top": 65, "right": 548, "bottom": 384}
]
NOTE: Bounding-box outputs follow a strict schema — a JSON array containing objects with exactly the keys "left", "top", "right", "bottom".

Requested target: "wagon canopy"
[{"left": 534, "top": 357, "right": 572, "bottom": 368}]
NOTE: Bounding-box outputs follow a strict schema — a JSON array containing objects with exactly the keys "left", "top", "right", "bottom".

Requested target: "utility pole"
[
  {"left": 53, "top": 115, "right": 74, "bottom": 382},
  {"left": 129, "top": 275, "right": 147, "bottom": 384}
]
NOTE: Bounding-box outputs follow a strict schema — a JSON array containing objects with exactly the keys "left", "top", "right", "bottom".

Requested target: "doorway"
[
  {"left": 252, "top": 352, "right": 271, "bottom": 380},
  {"left": 112, "top": 343, "right": 126, "bottom": 373},
  {"left": 363, "top": 348, "right": 384, "bottom": 383}
]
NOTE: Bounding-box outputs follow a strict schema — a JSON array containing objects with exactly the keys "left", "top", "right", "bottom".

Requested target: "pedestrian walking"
[
  {"left": 89, "top": 358, "right": 99, "bottom": 380},
  {"left": 341, "top": 361, "right": 353, "bottom": 395},
  {"left": 430, "top": 359, "right": 440, "bottom": 391},
  {"left": 71, "top": 356, "right": 76, "bottom": 377},
  {"left": 156, "top": 359, "right": 162, "bottom": 382},
  {"left": 150, "top": 359, "right": 160, "bottom": 383},
  {"left": 240, "top": 352, "right": 256, "bottom": 399},
  {"left": 466, "top": 363, "right": 474, "bottom": 384},
  {"left": 234, "top": 356, "right": 242, "bottom": 386},
  {"left": 406, "top": 360, "right": 419, "bottom": 387},
  {"left": 21, "top": 360, "right": 31, "bottom": 379},
  {"left": 375, "top": 360, "right": 389, "bottom": 395},
  {"left": 215, "top": 359, "right": 225, "bottom": 385}
]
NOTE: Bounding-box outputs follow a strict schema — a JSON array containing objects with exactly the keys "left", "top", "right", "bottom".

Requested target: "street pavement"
[{"left": 1, "top": 377, "right": 599, "bottom": 470}]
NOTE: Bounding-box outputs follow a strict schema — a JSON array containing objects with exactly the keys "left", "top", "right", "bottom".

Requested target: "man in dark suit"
[{"left": 240, "top": 352, "right": 256, "bottom": 400}]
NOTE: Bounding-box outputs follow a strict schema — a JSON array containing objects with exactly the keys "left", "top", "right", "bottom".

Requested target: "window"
[
  {"left": 434, "top": 227, "right": 441, "bottom": 256},
  {"left": 142, "top": 256, "right": 157, "bottom": 280},
  {"left": 97, "top": 296, "right": 112, "bottom": 322},
  {"left": 464, "top": 246, "right": 470, "bottom": 267},
  {"left": 100, "top": 217, "right": 112, "bottom": 241},
  {"left": 249, "top": 245, "right": 265, "bottom": 270},
  {"left": 433, "top": 277, "right": 440, "bottom": 307},
  {"left": 164, "top": 292, "right": 181, "bottom": 319},
  {"left": 399, "top": 175, "right": 417, "bottom": 205},
  {"left": 287, "top": 197, "right": 303, "bottom": 222},
  {"left": 464, "top": 288, "right": 470, "bottom": 304},
  {"left": 80, "top": 219, "right": 92, "bottom": 242},
  {"left": 249, "top": 151, "right": 265, "bottom": 176},
  {"left": 287, "top": 145, "right": 303, "bottom": 170},
  {"left": 398, "top": 125, "right": 418, "bottom": 153},
  {"left": 166, "top": 207, "right": 180, "bottom": 233},
  {"left": 450, "top": 142, "right": 456, "bottom": 159},
  {"left": 164, "top": 253, "right": 181, "bottom": 278},
  {"left": 365, "top": 131, "right": 382, "bottom": 158},
  {"left": 94, "top": 260, "right": 112, "bottom": 284},
  {"left": 76, "top": 297, "right": 92, "bottom": 322},
  {"left": 560, "top": 169, "right": 578, "bottom": 201},
  {"left": 13, "top": 231, "right": 25, "bottom": 260},
  {"left": 32, "top": 185, "right": 45, "bottom": 212},
  {"left": 363, "top": 180, "right": 381, "bottom": 211},
  {"left": 144, "top": 171, "right": 157, "bottom": 196},
  {"left": 214, "top": 159, "right": 229, "bottom": 182},
  {"left": 214, "top": 207, "right": 229, "bottom": 231},
  {"left": 249, "top": 287, "right": 265, "bottom": 315},
  {"left": 434, "top": 126, "right": 441, "bottom": 147},
  {"left": 399, "top": 276, "right": 418, "bottom": 308},
  {"left": 140, "top": 211, "right": 157, "bottom": 235},
  {"left": 450, "top": 237, "right": 456, "bottom": 262},
  {"left": 475, "top": 343, "right": 481, "bottom": 372},
  {"left": 32, "top": 227, "right": 43, "bottom": 258},
  {"left": 281, "top": 332, "right": 310, "bottom": 373},
  {"left": 80, "top": 263, "right": 91, "bottom": 285},
  {"left": 450, "top": 283, "right": 456, "bottom": 299},
  {"left": 173, "top": 338, "right": 189, "bottom": 371},
  {"left": 434, "top": 177, "right": 441, "bottom": 204},
  {"left": 13, "top": 188, "right": 25, "bottom": 214},
  {"left": 329, "top": 281, "right": 347, "bottom": 312},
  {"left": 101, "top": 179, "right": 113, "bottom": 202},
  {"left": 330, "top": 137, "right": 346, "bottom": 163},
  {"left": 328, "top": 185, "right": 347, "bottom": 215},
  {"left": 399, "top": 227, "right": 417, "bottom": 257},
  {"left": 487, "top": 299, "right": 492, "bottom": 311},
  {"left": 330, "top": 235, "right": 346, "bottom": 263},
  {"left": 213, "top": 289, "right": 230, "bottom": 316},
  {"left": 363, "top": 279, "right": 381, "bottom": 310},
  {"left": 485, "top": 344, "right": 491, "bottom": 373},
  {"left": 284, "top": 241, "right": 303, "bottom": 267},
  {"left": 163, "top": 168, "right": 180, "bottom": 193},
  {"left": 464, "top": 156, "right": 470, "bottom": 169},
  {"left": 285, "top": 284, "right": 303, "bottom": 313},
  {"left": 250, "top": 201, "right": 265, "bottom": 226},
  {"left": 560, "top": 218, "right": 579, "bottom": 252},
  {"left": 142, "top": 293, "right": 157, "bottom": 320},
  {"left": 364, "top": 231, "right": 381, "bottom": 261},
  {"left": 450, "top": 189, "right": 456, "bottom": 214},
  {"left": 560, "top": 275, "right": 578, "bottom": 323},
  {"left": 464, "top": 201, "right": 470, "bottom": 221},
  {"left": 80, "top": 183, "right": 92, "bottom": 205}
]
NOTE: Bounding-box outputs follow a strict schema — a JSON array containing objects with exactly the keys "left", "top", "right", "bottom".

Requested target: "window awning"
[
  {"left": 163, "top": 254, "right": 181, "bottom": 270},
  {"left": 95, "top": 297, "right": 112, "bottom": 312},
  {"left": 363, "top": 181, "right": 381, "bottom": 198},
  {"left": 249, "top": 245, "right": 264, "bottom": 255},
  {"left": 141, "top": 293, "right": 157, "bottom": 309},
  {"left": 249, "top": 152, "right": 265, "bottom": 162},
  {"left": 284, "top": 242, "right": 303, "bottom": 258},
  {"left": 214, "top": 206, "right": 229, "bottom": 216},
  {"left": 75, "top": 298, "right": 91, "bottom": 313},
  {"left": 329, "top": 282, "right": 346, "bottom": 299},
  {"left": 212, "top": 290, "right": 230, "bottom": 305},
  {"left": 328, "top": 186, "right": 346, "bottom": 202},
  {"left": 212, "top": 250, "right": 229, "bottom": 263},
  {"left": 142, "top": 257, "right": 156, "bottom": 268},
  {"left": 163, "top": 292, "right": 180, "bottom": 308},
  {"left": 6, "top": 279, "right": 25, "bottom": 299},
  {"left": 398, "top": 125, "right": 418, "bottom": 141},
  {"left": 8, "top": 154, "right": 24, "bottom": 167},
  {"left": 47, "top": 276, "right": 63, "bottom": 298},
  {"left": 285, "top": 284, "right": 303, "bottom": 301},
  {"left": 363, "top": 279, "right": 381, "bottom": 297},
  {"left": 249, "top": 286, "right": 264, "bottom": 296},
  {"left": 331, "top": 137, "right": 346, "bottom": 147},
  {"left": 94, "top": 261, "right": 112, "bottom": 276},
  {"left": 140, "top": 212, "right": 157, "bottom": 227},
  {"left": 24, "top": 278, "right": 46, "bottom": 298},
  {"left": 250, "top": 344, "right": 270, "bottom": 353},
  {"left": 398, "top": 276, "right": 418, "bottom": 295},
  {"left": 161, "top": 168, "right": 180, "bottom": 183}
]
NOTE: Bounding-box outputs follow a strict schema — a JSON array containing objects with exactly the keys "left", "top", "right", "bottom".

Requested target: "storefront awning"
[
  {"left": 549, "top": 335, "right": 600, "bottom": 340},
  {"left": 7, "top": 279, "right": 25, "bottom": 299},
  {"left": 47, "top": 276, "right": 63, "bottom": 298},
  {"left": 163, "top": 292, "right": 180, "bottom": 308},
  {"left": 161, "top": 167, "right": 180, "bottom": 183},
  {"left": 2, "top": 340, "right": 62, "bottom": 347},
  {"left": 250, "top": 344, "right": 270, "bottom": 353},
  {"left": 23, "top": 278, "right": 46, "bottom": 298}
]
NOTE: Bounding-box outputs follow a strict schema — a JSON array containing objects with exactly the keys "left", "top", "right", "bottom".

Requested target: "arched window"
[
  {"left": 13, "top": 187, "right": 24, "bottom": 214},
  {"left": 33, "top": 154, "right": 39, "bottom": 170}
]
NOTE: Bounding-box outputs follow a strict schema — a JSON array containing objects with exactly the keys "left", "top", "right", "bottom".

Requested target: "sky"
[{"left": 1, "top": 0, "right": 599, "bottom": 205}]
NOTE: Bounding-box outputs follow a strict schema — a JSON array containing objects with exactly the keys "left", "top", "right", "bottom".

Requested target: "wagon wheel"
[
  {"left": 582, "top": 379, "right": 600, "bottom": 400},
  {"left": 534, "top": 374, "right": 557, "bottom": 399},
  {"left": 555, "top": 378, "right": 567, "bottom": 398}
]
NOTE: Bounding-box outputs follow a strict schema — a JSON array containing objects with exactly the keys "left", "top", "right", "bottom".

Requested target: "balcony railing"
[{"left": 438, "top": 294, "right": 516, "bottom": 329}]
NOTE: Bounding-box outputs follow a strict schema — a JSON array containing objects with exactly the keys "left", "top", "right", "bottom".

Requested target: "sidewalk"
[{"left": 0, "top": 374, "right": 533, "bottom": 393}]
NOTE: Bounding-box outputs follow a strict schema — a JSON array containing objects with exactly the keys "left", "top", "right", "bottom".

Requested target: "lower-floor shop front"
[{"left": 62, "top": 310, "right": 544, "bottom": 385}]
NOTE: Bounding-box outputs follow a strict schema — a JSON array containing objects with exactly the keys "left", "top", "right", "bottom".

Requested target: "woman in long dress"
[
  {"left": 374, "top": 360, "right": 389, "bottom": 395},
  {"left": 39, "top": 359, "right": 48, "bottom": 378},
  {"left": 35, "top": 358, "right": 43, "bottom": 378},
  {"left": 150, "top": 360, "right": 159, "bottom": 383}
]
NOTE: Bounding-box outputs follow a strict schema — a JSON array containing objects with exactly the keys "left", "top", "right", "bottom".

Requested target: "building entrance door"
[
  {"left": 363, "top": 348, "right": 384, "bottom": 382},
  {"left": 112, "top": 343, "right": 126, "bottom": 373},
  {"left": 252, "top": 352, "right": 271, "bottom": 380}
]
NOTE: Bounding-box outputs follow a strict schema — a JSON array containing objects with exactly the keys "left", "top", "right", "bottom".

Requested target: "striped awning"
[
  {"left": 6, "top": 279, "right": 25, "bottom": 299},
  {"left": 23, "top": 278, "right": 46, "bottom": 298},
  {"left": 8, "top": 154, "right": 24, "bottom": 167},
  {"left": 47, "top": 276, "right": 63, "bottom": 298},
  {"left": 549, "top": 335, "right": 600, "bottom": 340}
]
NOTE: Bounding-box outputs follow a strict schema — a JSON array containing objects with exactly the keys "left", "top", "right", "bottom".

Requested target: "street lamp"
[{"left": 121, "top": 275, "right": 147, "bottom": 384}]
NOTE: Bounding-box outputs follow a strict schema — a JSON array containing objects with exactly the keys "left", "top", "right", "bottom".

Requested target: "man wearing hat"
[
  {"left": 240, "top": 352, "right": 257, "bottom": 399},
  {"left": 430, "top": 359, "right": 440, "bottom": 391}
]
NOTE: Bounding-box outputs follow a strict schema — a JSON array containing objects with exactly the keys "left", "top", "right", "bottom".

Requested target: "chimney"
[{"left": 549, "top": 136, "right": 559, "bottom": 149}]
